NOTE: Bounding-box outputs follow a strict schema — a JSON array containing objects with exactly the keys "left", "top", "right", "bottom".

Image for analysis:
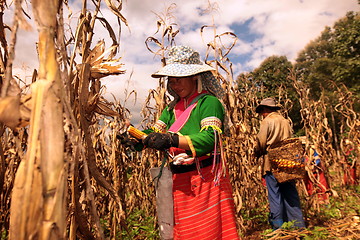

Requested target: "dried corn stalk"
[
  {"left": 64, "top": 1, "right": 128, "bottom": 238},
  {"left": 10, "top": 1, "right": 66, "bottom": 239}
]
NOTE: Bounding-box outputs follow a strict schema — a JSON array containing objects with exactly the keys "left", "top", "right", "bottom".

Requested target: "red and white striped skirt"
[{"left": 172, "top": 165, "right": 240, "bottom": 239}]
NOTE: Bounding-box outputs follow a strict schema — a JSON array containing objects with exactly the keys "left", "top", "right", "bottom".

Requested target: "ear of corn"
[
  {"left": 128, "top": 126, "right": 147, "bottom": 140},
  {"left": 272, "top": 159, "right": 305, "bottom": 169}
]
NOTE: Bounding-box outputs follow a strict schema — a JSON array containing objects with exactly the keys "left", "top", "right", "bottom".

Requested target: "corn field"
[{"left": 0, "top": 1, "right": 359, "bottom": 239}]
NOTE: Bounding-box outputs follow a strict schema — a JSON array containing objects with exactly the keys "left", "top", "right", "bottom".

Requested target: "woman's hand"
[
  {"left": 143, "top": 132, "right": 179, "bottom": 150},
  {"left": 116, "top": 132, "right": 139, "bottom": 151}
]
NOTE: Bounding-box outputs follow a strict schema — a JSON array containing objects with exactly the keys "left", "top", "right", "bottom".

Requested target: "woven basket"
[{"left": 268, "top": 138, "right": 306, "bottom": 183}]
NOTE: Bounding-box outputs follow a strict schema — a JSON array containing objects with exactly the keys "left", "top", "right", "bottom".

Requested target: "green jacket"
[{"left": 150, "top": 94, "right": 225, "bottom": 157}]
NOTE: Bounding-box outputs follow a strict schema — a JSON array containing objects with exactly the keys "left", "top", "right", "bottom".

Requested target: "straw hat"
[
  {"left": 151, "top": 46, "right": 215, "bottom": 78},
  {"left": 255, "top": 98, "right": 281, "bottom": 113}
]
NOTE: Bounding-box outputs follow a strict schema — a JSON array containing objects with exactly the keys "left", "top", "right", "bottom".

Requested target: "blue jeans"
[{"left": 264, "top": 172, "right": 306, "bottom": 229}]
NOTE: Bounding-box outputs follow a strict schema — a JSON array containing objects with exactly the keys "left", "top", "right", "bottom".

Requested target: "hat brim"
[
  {"left": 255, "top": 105, "right": 281, "bottom": 113},
  {"left": 151, "top": 63, "right": 215, "bottom": 78}
]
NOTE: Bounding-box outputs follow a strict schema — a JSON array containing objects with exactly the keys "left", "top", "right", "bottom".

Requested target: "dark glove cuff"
[{"left": 170, "top": 133, "right": 179, "bottom": 148}]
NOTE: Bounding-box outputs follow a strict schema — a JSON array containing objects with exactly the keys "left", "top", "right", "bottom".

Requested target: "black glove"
[
  {"left": 143, "top": 132, "right": 179, "bottom": 151},
  {"left": 116, "top": 132, "right": 139, "bottom": 152}
]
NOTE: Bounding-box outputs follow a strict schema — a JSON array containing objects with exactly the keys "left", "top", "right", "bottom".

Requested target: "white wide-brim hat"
[{"left": 152, "top": 46, "right": 215, "bottom": 78}]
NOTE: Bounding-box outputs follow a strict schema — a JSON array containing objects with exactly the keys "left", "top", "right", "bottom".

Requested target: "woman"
[{"left": 130, "top": 46, "right": 239, "bottom": 239}]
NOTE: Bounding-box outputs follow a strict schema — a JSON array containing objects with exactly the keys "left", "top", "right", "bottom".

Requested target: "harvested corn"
[
  {"left": 127, "top": 125, "right": 147, "bottom": 140},
  {"left": 272, "top": 158, "right": 304, "bottom": 169}
]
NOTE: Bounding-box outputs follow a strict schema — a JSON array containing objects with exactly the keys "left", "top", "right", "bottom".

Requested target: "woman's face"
[{"left": 168, "top": 76, "right": 197, "bottom": 99}]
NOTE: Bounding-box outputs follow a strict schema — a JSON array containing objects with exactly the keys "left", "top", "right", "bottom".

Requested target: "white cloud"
[{"left": 7, "top": 0, "right": 359, "bottom": 123}]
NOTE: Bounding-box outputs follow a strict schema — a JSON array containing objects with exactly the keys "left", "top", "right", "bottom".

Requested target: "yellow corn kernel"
[{"left": 127, "top": 126, "right": 147, "bottom": 140}]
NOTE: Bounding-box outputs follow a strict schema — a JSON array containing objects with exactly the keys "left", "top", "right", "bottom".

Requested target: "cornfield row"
[{"left": 0, "top": 1, "right": 359, "bottom": 239}]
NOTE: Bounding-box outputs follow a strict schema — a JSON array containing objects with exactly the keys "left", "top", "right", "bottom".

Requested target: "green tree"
[
  {"left": 251, "top": 55, "right": 293, "bottom": 96},
  {"left": 294, "top": 11, "right": 360, "bottom": 147},
  {"left": 295, "top": 11, "right": 360, "bottom": 103},
  {"left": 241, "top": 55, "right": 303, "bottom": 133},
  {"left": 331, "top": 11, "right": 360, "bottom": 97}
]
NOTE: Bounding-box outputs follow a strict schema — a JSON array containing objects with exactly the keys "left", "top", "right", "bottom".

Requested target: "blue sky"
[{"left": 8, "top": 0, "right": 360, "bottom": 124}]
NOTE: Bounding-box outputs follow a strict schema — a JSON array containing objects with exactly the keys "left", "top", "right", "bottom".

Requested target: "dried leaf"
[
  {"left": 0, "top": 96, "right": 21, "bottom": 129},
  {"left": 91, "top": 61, "right": 125, "bottom": 79},
  {"left": 94, "top": 100, "right": 120, "bottom": 117},
  {"left": 86, "top": 40, "right": 106, "bottom": 65},
  {"left": 104, "top": 0, "right": 129, "bottom": 27}
]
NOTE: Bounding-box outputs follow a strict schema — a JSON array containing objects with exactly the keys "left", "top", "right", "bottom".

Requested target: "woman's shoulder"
[
  {"left": 197, "top": 94, "right": 224, "bottom": 113},
  {"left": 198, "top": 94, "right": 221, "bottom": 103}
]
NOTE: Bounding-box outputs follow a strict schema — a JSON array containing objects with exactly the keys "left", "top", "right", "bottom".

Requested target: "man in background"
[{"left": 254, "top": 97, "right": 306, "bottom": 230}]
